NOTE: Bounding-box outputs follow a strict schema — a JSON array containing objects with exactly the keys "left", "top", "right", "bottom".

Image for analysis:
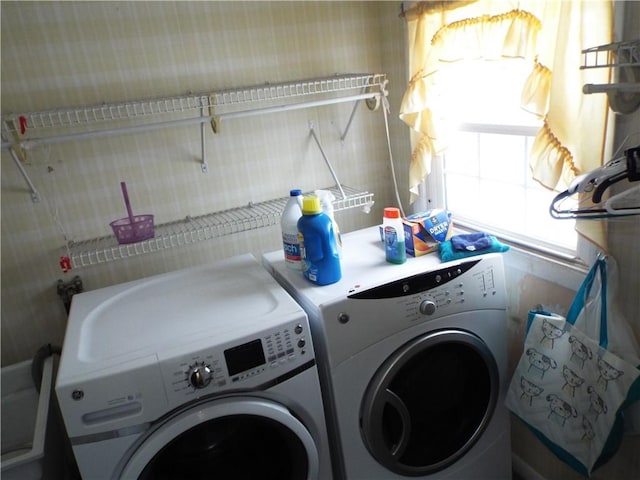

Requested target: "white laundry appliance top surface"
[
  {"left": 263, "top": 226, "right": 447, "bottom": 306},
  {"left": 59, "top": 253, "right": 306, "bottom": 378}
]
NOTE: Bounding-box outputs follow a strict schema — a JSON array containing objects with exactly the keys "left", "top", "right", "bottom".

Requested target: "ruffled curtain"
[{"left": 400, "top": 0, "right": 613, "bottom": 248}]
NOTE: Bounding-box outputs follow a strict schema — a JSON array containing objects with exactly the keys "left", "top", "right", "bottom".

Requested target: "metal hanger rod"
[{"left": 216, "top": 92, "right": 379, "bottom": 121}]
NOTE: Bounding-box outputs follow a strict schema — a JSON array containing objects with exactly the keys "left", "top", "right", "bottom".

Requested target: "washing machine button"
[
  {"left": 419, "top": 299, "right": 437, "bottom": 315},
  {"left": 188, "top": 363, "right": 212, "bottom": 389}
]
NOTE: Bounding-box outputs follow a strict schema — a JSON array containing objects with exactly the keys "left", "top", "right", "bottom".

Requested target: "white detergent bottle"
[
  {"left": 281, "top": 189, "right": 303, "bottom": 269},
  {"left": 315, "top": 190, "right": 342, "bottom": 257}
]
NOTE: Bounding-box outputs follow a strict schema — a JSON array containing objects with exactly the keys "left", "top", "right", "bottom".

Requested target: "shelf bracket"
[
  {"left": 309, "top": 121, "right": 346, "bottom": 199},
  {"left": 200, "top": 96, "right": 208, "bottom": 173},
  {"left": 340, "top": 89, "right": 383, "bottom": 142},
  {"left": 340, "top": 87, "right": 367, "bottom": 142},
  {"left": 6, "top": 146, "right": 40, "bottom": 202}
]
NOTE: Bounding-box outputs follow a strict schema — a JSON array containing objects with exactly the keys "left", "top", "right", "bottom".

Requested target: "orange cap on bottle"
[{"left": 384, "top": 207, "right": 401, "bottom": 219}]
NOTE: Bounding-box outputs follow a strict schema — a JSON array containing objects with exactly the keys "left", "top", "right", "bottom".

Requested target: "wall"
[
  {"left": 609, "top": 1, "right": 640, "bottom": 336},
  {"left": 1, "top": 1, "right": 410, "bottom": 365},
  {"left": 507, "top": 3, "right": 640, "bottom": 479}
]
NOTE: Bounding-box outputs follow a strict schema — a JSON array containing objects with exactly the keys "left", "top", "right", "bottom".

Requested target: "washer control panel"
[{"left": 160, "top": 318, "right": 311, "bottom": 405}]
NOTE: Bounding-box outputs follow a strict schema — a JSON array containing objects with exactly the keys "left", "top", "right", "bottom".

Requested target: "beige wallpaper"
[
  {"left": 2, "top": 2, "right": 638, "bottom": 479},
  {"left": 1, "top": 1, "right": 410, "bottom": 365}
]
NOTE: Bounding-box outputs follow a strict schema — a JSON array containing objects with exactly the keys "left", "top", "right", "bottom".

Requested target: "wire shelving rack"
[{"left": 1, "top": 74, "right": 387, "bottom": 269}]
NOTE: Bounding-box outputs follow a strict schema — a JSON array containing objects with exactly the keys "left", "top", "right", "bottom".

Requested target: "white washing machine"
[
  {"left": 263, "top": 226, "right": 512, "bottom": 480},
  {"left": 55, "top": 254, "right": 333, "bottom": 480}
]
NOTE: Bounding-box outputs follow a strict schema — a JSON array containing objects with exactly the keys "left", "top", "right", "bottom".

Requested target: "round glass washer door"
[
  {"left": 360, "top": 328, "right": 499, "bottom": 477},
  {"left": 117, "top": 396, "right": 318, "bottom": 480}
]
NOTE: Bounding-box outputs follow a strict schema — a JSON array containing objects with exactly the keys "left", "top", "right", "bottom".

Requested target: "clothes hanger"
[
  {"left": 604, "top": 183, "right": 640, "bottom": 215},
  {"left": 549, "top": 192, "right": 610, "bottom": 219},
  {"left": 566, "top": 154, "right": 628, "bottom": 197},
  {"left": 549, "top": 145, "right": 640, "bottom": 219},
  {"left": 591, "top": 145, "right": 639, "bottom": 203}
]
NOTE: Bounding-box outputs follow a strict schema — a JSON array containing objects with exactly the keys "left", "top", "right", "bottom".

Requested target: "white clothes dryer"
[
  {"left": 56, "top": 254, "right": 333, "bottom": 480},
  {"left": 263, "top": 227, "right": 512, "bottom": 480}
]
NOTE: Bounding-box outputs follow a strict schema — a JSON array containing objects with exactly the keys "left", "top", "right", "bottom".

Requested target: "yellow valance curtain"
[{"left": 400, "top": 0, "right": 613, "bottom": 248}]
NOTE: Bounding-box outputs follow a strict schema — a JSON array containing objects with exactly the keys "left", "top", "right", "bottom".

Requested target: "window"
[
  {"left": 400, "top": 2, "right": 613, "bottom": 253},
  {"left": 426, "top": 59, "right": 578, "bottom": 255}
]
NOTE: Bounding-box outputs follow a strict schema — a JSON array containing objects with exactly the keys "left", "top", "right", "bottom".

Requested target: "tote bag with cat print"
[{"left": 505, "top": 258, "right": 640, "bottom": 476}]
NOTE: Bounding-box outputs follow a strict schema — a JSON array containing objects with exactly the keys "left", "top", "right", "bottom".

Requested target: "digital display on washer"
[{"left": 224, "top": 339, "right": 266, "bottom": 376}]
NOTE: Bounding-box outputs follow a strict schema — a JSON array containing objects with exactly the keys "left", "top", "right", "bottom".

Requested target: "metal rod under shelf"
[
  {"left": 583, "top": 82, "right": 640, "bottom": 94},
  {"left": 211, "top": 92, "right": 378, "bottom": 121}
]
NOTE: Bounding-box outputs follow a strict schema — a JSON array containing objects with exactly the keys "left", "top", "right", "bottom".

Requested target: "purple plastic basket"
[{"left": 110, "top": 214, "right": 155, "bottom": 244}]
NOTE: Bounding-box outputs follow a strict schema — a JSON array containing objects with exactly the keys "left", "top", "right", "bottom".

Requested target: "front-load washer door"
[
  {"left": 116, "top": 396, "right": 319, "bottom": 480},
  {"left": 360, "top": 329, "right": 499, "bottom": 477}
]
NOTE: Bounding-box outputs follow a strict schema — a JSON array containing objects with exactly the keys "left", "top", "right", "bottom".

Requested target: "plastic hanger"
[
  {"left": 565, "top": 155, "right": 627, "bottom": 196},
  {"left": 550, "top": 145, "right": 640, "bottom": 219},
  {"left": 591, "top": 146, "right": 639, "bottom": 203},
  {"left": 605, "top": 183, "right": 640, "bottom": 215},
  {"left": 549, "top": 192, "right": 610, "bottom": 220}
]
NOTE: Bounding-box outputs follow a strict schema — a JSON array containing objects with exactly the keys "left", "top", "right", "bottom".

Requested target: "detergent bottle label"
[
  {"left": 298, "top": 231, "right": 317, "bottom": 281},
  {"left": 283, "top": 232, "right": 301, "bottom": 264},
  {"left": 384, "top": 226, "right": 406, "bottom": 264},
  {"left": 281, "top": 190, "right": 303, "bottom": 269},
  {"left": 297, "top": 215, "right": 341, "bottom": 286}
]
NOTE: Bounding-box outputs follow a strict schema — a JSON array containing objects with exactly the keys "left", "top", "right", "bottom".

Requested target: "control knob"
[
  {"left": 188, "top": 363, "right": 212, "bottom": 389},
  {"left": 419, "top": 299, "right": 437, "bottom": 316}
]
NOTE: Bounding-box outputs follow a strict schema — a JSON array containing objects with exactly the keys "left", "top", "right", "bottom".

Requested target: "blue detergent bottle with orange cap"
[
  {"left": 297, "top": 195, "right": 342, "bottom": 285},
  {"left": 383, "top": 207, "right": 407, "bottom": 264}
]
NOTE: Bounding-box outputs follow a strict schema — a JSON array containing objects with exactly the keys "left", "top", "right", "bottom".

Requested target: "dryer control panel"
[
  {"left": 159, "top": 318, "right": 312, "bottom": 407},
  {"left": 410, "top": 262, "right": 501, "bottom": 320},
  {"left": 348, "top": 258, "right": 482, "bottom": 300},
  {"left": 347, "top": 254, "right": 505, "bottom": 320}
]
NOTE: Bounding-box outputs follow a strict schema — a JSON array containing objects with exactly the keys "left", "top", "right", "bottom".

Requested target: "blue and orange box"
[
  {"left": 379, "top": 209, "right": 453, "bottom": 256},
  {"left": 403, "top": 210, "right": 453, "bottom": 256}
]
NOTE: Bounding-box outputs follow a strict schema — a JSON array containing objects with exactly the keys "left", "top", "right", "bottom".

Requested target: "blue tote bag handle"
[{"left": 566, "top": 257, "right": 608, "bottom": 349}]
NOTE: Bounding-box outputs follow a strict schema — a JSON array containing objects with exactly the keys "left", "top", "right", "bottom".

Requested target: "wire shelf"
[
  {"left": 0, "top": 73, "right": 385, "bottom": 269},
  {"left": 65, "top": 185, "right": 374, "bottom": 269},
  {"left": 581, "top": 40, "right": 640, "bottom": 98},
  {"left": 210, "top": 74, "right": 385, "bottom": 107},
  {"left": 2, "top": 74, "right": 386, "bottom": 138},
  {"left": 581, "top": 40, "right": 640, "bottom": 70},
  {"left": 2, "top": 73, "right": 387, "bottom": 204}
]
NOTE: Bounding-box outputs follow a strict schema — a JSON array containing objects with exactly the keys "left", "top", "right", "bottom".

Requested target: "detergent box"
[{"left": 403, "top": 210, "right": 453, "bottom": 256}]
